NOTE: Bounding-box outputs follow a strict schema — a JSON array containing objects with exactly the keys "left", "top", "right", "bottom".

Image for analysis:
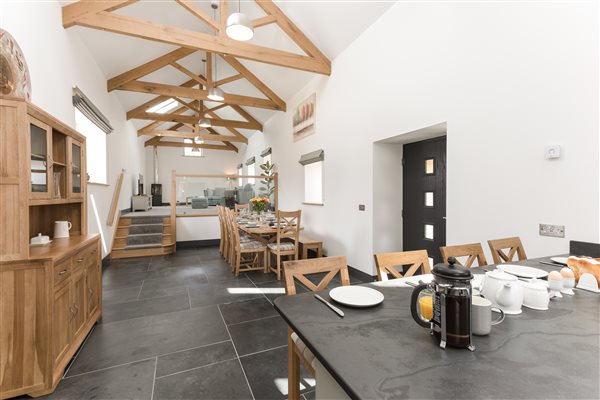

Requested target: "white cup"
[{"left": 472, "top": 296, "right": 505, "bottom": 336}]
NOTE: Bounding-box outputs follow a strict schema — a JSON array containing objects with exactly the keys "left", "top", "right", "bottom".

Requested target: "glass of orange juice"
[{"left": 417, "top": 291, "right": 434, "bottom": 321}]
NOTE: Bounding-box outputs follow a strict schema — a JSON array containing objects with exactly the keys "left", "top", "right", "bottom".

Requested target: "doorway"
[{"left": 403, "top": 136, "right": 447, "bottom": 264}]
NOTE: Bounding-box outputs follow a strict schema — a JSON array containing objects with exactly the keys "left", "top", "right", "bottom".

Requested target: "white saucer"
[
  {"left": 501, "top": 264, "right": 548, "bottom": 279},
  {"left": 550, "top": 257, "right": 569, "bottom": 266},
  {"left": 329, "top": 286, "right": 384, "bottom": 308}
]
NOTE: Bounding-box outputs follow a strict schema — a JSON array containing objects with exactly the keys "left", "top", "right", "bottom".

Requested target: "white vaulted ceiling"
[{"left": 61, "top": 0, "right": 395, "bottom": 139}]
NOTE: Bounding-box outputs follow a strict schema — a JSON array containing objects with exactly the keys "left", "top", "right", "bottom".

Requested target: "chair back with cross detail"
[
  {"left": 439, "top": 243, "right": 488, "bottom": 268},
  {"left": 374, "top": 250, "right": 431, "bottom": 281},
  {"left": 283, "top": 256, "right": 350, "bottom": 295},
  {"left": 487, "top": 237, "right": 527, "bottom": 264},
  {"left": 275, "top": 210, "right": 301, "bottom": 255}
]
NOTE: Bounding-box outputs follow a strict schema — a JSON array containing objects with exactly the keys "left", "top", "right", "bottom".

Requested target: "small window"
[
  {"left": 237, "top": 165, "right": 243, "bottom": 186},
  {"left": 424, "top": 192, "right": 434, "bottom": 207},
  {"left": 424, "top": 224, "right": 434, "bottom": 240},
  {"left": 300, "top": 150, "right": 324, "bottom": 205},
  {"left": 247, "top": 163, "right": 256, "bottom": 184},
  {"left": 75, "top": 109, "right": 107, "bottom": 184},
  {"left": 183, "top": 138, "right": 204, "bottom": 157},
  {"left": 425, "top": 158, "right": 435, "bottom": 175}
]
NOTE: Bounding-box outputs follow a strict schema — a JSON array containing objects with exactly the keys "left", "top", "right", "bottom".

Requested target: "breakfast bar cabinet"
[{"left": 0, "top": 97, "right": 101, "bottom": 399}]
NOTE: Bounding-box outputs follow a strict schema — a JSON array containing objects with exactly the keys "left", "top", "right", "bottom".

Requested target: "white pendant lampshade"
[
  {"left": 198, "top": 118, "right": 211, "bottom": 128},
  {"left": 207, "top": 86, "right": 225, "bottom": 102},
  {"left": 226, "top": 12, "right": 254, "bottom": 41}
]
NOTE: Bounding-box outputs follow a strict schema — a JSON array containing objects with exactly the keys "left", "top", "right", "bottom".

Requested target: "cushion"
[
  {"left": 239, "top": 234, "right": 253, "bottom": 242},
  {"left": 268, "top": 242, "right": 295, "bottom": 251},
  {"left": 191, "top": 197, "right": 208, "bottom": 209},
  {"left": 213, "top": 188, "right": 226, "bottom": 197},
  {"left": 240, "top": 240, "right": 265, "bottom": 250},
  {"left": 291, "top": 332, "right": 316, "bottom": 370}
]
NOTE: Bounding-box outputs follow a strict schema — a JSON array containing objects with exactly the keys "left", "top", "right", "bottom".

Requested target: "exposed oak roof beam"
[{"left": 129, "top": 111, "right": 262, "bottom": 130}]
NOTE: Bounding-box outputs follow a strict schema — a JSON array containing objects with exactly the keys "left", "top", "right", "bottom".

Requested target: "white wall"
[
  {"left": 1, "top": 1, "right": 146, "bottom": 257},
  {"left": 240, "top": 1, "right": 599, "bottom": 274},
  {"left": 372, "top": 143, "right": 403, "bottom": 255}
]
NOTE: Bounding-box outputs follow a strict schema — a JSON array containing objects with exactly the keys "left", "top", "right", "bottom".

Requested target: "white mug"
[
  {"left": 472, "top": 296, "right": 505, "bottom": 336},
  {"left": 54, "top": 221, "right": 72, "bottom": 239}
]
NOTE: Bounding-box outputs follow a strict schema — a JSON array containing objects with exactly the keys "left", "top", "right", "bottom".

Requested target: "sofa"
[
  {"left": 236, "top": 184, "right": 255, "bottom": 205},
  {"left": 191, "top": 196, "right": 208, "bottom": 209},
  {"left": 204, "top": 187, "right": 226, "bottom": 206}
]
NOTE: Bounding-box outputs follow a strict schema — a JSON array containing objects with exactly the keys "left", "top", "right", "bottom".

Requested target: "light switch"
[{"left": 545, "top": 145, "right": 561, "bottom": 159}]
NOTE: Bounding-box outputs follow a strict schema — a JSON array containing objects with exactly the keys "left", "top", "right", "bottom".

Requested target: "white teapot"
[{"left": 480, "top": 267, "right": 524, "bottom": 315}]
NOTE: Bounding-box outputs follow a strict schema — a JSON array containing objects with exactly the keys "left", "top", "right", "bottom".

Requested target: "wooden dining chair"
[
  {"left": 226, "top": 209, "right": 267, "bottom": 276},
  {"left": 217, "top": 206, "right": 228, "bottom": 257},
  {"left": 283, "top": 256, "right": 350, "bottom": 400},
  {"left": 267, "top": 210, "right": 301, "bottom": 280},
  {"left": 374, "top": 250, "right": 431, "bottom": 281},
  {"left": 439, "top": 243, "right": 488, "bottom": 268},
  {"left": 234, "top": 203, "right": 248, "bottom": 213},
  {"left": 487, "top": 237, "right": 527, "bottom": 264}
]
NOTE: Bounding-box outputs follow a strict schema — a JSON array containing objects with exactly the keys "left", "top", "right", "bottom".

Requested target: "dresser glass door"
[
  {"left": 71, "top": 142, "right": 82, "bottom": 194},
  {"left": 30, "top": 122, "right": 50, "bottom": 195}
]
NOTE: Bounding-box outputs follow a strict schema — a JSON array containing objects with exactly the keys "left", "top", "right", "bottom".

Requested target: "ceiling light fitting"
[
  {"left": 198, "top": 118, "right": 212, "bottom": 128},
  {"left": 207, "top": 4, "right": 226, "bottom": 102},
  {"left": 226, "top": 10, "right": 254, "bottom": 41}
]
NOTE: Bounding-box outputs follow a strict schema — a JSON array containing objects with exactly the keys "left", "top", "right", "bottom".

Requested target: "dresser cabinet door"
[
  {"left": 52, "top": 283, "right": 72, "bottom": 366},
  {"left": 71, "top": 269, "right": 87, "bottom": 339},
  {"left": 86, "top": 261, "right": 100, "bottom": 318}
]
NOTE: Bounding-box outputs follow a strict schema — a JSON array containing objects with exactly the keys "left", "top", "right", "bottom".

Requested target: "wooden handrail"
[{"left": 107, "top": 170, "right": 124, "bottom": 227}]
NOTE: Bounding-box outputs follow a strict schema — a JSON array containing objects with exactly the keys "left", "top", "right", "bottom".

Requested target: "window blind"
[
  {"left": 299, "top": 149, "right": 324, "bottom": 165},
  {"left": 72, "top": 86, "right": 113, "bottom": 134}
]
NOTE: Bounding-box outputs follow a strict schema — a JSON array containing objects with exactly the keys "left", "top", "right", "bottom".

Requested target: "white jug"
[
  {"left": 480, "top": 268, "right": 524, "bottom": 315},
  {"left": 54, "top": 221, "right": 72, "bottom": 239}
]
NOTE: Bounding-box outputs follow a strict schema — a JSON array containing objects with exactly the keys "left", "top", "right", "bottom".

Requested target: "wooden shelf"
[
  {"left": 29, "top": 198, "right": 83, "bottom": 206},
  {"left": 53, "top": 162, "right": 67, "bottom": 167}
]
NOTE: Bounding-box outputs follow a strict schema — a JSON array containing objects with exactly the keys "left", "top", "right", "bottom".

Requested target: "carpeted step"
[
  {"left": 127, "top": 233, "right": 163, "bottom": 247},
  {"left": 124, "top": 243, "right": 163, "bottom": 250},
  {"left": 123, "top": 216, "right": 164, "bottom": 225},
  {"left": 128, "top": 224, "right": 163, "bottom": 234}
]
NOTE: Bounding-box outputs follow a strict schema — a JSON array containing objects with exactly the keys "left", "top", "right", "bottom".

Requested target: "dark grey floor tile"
[
  {"left": 240, "top": 346, "right": 314, "bottom": 400},
  {"left": 228, "top": 315, "right": 288, "bottom": 356},
  {"left": 219, "top": 297, "right": 278, "bottom": 325},
  {"left": 244, "top": 270, "right": 280, "bottom": 284},
  {"left": 47, "top": 359, "right": 155, "bottom": 400},
  {"left": 102, "top": 269, "right": 149, "bottom": 290},
  {"left": 255, "top": 280, "right": 307, "bottom": 304},
  {"left": 153, "top": 359, "right": 252, "bottom": 400},
  {"left": 194, "top": 246, "right": 223, "bottom": 260},
  {"left": 189, "top": 277, "right": 262, "bottom": 308},
  {"left": 141, "top": 267, "right": 208, "bottom": 291},
  {"left": 149, "top": 254, "right": 202, "bottom": 271},
  {"left": 303, "top": 390, "right": 316, "bottom": 400},
  {"left": 138, "top": 284, "right": 188, "bottom": 300},
  {"left": 156, "top": 341, "right": 236, "bottom": 378},
  {"left": 108, "top": 257, "right": 151, "bottom": 269},
  {"left": 67, "top": 306, "right": 228, "bottom": 376},
  {"left": 102, "top": 284, "right": 142, "bottom": 306},
  {"left": 101, "top": 293, "right": 190, "bottom": 323}
]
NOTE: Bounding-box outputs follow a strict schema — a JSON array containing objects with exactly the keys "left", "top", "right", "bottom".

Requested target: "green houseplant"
[{"left": 259, "top": 161, "right": 275, "bottom": 198}]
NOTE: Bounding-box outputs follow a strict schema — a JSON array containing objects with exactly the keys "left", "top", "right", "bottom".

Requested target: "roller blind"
[
  {"left": 72, "top": 87, "right": 113, "bottom": 134},
  {"left": 260, "top": 147, "right": 272, "bottom": 157},
  {"left": 299, "top": 149, "right": 324, "bottom": 165},
  {"left": 246, "top": 157, "right": 256, "bottom": 166}
]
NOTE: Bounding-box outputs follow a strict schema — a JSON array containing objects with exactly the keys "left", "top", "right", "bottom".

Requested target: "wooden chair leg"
[
  {"left": 235, "top": 252, "right": 241, "bottom": 276},
  {"left": 302, "top": 244, "right": 308, "bottom": 260},
  {"left": 277, "top": 253, "right": 281, "bottom": 280},
  {"left": 317, "top": 244, "right": 323, "bottom": 258},
  {"left": 288, "top": 328, "right": 301, "bottom": 400},
  {"left": 263, "top": 249, "right": 268, "bottom": 273}
]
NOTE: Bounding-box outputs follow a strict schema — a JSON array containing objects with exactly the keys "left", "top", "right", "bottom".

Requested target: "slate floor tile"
[
  {"left": 102, "top": 284, "right": 142, "bottom": 306},
  {"left": 219, "top": 297, "right": 278, "bottom": 325},
  {"left": 156, "top": 340, "right": 236, "bottom": 378},
  {"left": 46, "top": 359, "right": 155, "bottom": 400},
  {"left": 101, "top": 293, "right": 190, "bottom": 323},
  {"left": 137, "top": 284, "right": 188, "bottom": 300},
  {"left": 189, "top": 277, "right": 262, "bottom": 308},
  {"left": 240, "top": 346, "right": 314, "bottom": 400},
  {"left": 153, "top": 359, "right": 253, "bottom": 400},
  {"left": 228, "top": 315, "right": 288, "bottom": 356},
  {"left": 67, "top": 306, "right": 228, "bottom": 376},
  {"left": 141, "top": 267, "right": 209, "bottom": 291}
]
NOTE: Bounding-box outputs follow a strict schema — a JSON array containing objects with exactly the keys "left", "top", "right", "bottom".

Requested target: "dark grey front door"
[{"left": 403, "top": 136, "right": 447, "bottom": 263}]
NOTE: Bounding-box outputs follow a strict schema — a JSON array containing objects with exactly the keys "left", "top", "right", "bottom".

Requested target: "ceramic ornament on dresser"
[{"left": 0, "top": 29, "right": 31, "bottom": 100}]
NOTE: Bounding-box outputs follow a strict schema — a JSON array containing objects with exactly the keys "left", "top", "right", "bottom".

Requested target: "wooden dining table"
[{"left": 274, "top": 255, "right": 600, "bottom": 399}]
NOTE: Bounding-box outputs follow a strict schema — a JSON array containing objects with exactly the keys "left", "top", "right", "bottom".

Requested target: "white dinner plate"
[
  {"left": 501, "top": 264, "right": 549, "bottom": 279},
  {"left": 329, "top": 286, "right": 384, "bottom": 308},
  {"left": 550, "top": 257, "right": 569, "bottom": 266}
]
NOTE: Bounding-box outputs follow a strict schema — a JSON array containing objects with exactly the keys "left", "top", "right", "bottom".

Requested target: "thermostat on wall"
[{"left": 545, "top": 145, "right": 561, "bottom": 159}]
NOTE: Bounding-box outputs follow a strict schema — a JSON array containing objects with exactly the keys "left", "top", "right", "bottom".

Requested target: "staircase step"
[
  {"left": 122, "top": 216, "right": 164, "bottom": 225},
  {"left": 129, "top": 224, "right": 163, "bottom": 235},
  {"left": 125, "top": 243, "right": 163, "bottom": 250}
]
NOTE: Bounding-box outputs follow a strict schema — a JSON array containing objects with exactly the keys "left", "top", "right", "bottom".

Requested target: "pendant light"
[
  {"left": 207, "top": 3, "right": 225, "bottom": 102},
  {"left": 198, "top": 118, "right": 211, "bottom": 128},
  {"left": 226, "top": 0, "right": 254, "bottom": 42}
]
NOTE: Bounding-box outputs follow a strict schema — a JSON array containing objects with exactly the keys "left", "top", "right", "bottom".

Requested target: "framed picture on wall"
[{"left": 293, "top": 93, "right": 316, "bottom": 142}]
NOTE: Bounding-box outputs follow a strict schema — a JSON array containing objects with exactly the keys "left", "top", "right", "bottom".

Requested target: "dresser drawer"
[
  {"left": 53, "top": 258, "right": 71, "bottom": 287},
  {"left": 72, "top": 243, "right": 98, "bottom": 271}
]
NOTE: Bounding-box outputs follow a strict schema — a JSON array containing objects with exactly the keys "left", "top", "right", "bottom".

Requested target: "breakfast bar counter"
[{"left": 274, "top": 257, "right": 600, "bottom": 399}]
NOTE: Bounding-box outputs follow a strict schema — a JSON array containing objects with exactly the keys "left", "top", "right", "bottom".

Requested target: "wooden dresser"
[{"left": 0, "top": 97, "right": 102, "bottom": 398}]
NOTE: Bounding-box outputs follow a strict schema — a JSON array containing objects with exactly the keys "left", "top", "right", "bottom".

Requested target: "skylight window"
[{"left": 146, "top": 98, "right": 178, "bottom": 114}]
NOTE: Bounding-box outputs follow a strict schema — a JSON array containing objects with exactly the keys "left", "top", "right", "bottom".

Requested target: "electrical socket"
[{"left": 539, "top": 224, "right": 565, "bottom": 238}]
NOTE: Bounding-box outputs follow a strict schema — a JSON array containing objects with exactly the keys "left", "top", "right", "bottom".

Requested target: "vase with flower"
[{"left": 250, "top": 196, "right": 270, "bottom": 219}]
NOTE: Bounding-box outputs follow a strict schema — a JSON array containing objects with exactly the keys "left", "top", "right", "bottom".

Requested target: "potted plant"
[{"left": 259, "top": 161, "right": 275, "bottom": 209}]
